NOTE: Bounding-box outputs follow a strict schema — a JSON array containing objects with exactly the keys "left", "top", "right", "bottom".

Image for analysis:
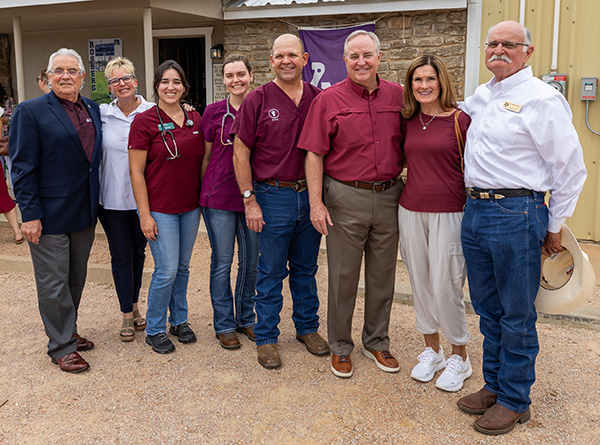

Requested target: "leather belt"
[
  {"left": 338, "top": 176, "right": 401, "bottom": 192},
  {"left": 264, "top": 178, "right": 307, "bottom": 192},
  {"left": 466, "top": 187, "right": 534, "bottom": 200}
]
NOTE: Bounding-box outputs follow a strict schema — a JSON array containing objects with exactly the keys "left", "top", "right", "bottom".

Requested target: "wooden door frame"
[{"left": 152, "top": 27, "right": 214, "bottom": 107}]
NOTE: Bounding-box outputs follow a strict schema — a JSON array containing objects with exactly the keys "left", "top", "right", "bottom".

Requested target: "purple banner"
[{"left": 299, "top": 23, "right": 375, "bottom": 90}]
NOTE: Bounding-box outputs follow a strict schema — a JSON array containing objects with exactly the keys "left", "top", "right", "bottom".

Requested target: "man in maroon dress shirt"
[{"left": 299, "top": 30, "right": 404, "bottom": 378}]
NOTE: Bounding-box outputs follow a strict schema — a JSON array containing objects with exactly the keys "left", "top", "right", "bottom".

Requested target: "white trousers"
[{"left": 398, "top": 205, "right": 469, "bottom": 346}]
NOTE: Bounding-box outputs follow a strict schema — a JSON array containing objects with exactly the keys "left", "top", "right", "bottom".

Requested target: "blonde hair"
[{"left": 104, "top": 57, "right": 136, "bottom": 81}]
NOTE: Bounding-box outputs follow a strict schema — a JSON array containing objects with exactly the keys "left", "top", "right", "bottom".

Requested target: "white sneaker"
[
  {"left": 435, "top": 354, "right": 472, "bottom": 392},
  {"left": 410, "top": 347, "right": 446, "bottom": 382}
]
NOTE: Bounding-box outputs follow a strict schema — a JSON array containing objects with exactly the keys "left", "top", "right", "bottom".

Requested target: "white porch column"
[
  {"left": 143, "top": 7, "right": 154, "bottom": 101},
  {"left": 465, "top": 0, "right": 483, "bottom": 97},
  {"left": 12, "top": 16, "right": 25, "bottom": 103}
]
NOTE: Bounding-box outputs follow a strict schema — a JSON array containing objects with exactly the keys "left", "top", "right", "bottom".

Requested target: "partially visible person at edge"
[
  {"left": 9, "top": 48, "right": 102, "bottom": 373},
  {"left": 1, "top": 103, "right": 24, "bottom": 244},
  {"left": 1, "top": 81, "right": 24, "bottom": 244},
  {"left": 456, "top": 20, "right": 587, "bottom": 435},
  {"left": 231, "top": 33, "right": 330, "bottom": 369},
  {"left": 398, "top": 54, "right": 472, "bottom": 391},
  {"left": 200, "top": 54, "right": 258, "bottom": 350},
  {"left": 37, "top": 70, "right": 51, "bottom": 95},
  {"left": 98, "top": 57, "right": 154, "bottom": 342},
  {"left": 299, "top": 30, "right": 404, "bottom": 379},
  {"left": 128, "top": 59, "right": 204, "bottom": 354}
]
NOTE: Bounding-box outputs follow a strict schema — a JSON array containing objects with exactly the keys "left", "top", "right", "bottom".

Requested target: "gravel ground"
[{"left": 1, "top": 227, "right": 599, "bottom": 443}]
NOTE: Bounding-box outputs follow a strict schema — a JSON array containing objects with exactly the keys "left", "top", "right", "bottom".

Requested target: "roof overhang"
[{"left": 224, "top": 0, "right": 467, "bottom": 20}]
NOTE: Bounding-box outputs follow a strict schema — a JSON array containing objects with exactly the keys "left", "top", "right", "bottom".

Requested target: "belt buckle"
[
  {"left": 479, "top": 191, "right": 490, "bottom": 199},
  {"left": 293, "top": 181, "right": 306, "bottom": 192}
]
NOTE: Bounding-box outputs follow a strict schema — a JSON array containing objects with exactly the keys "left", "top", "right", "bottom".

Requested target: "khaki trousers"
[{"left": 323, "top": 176, "right": 403, "bottom": 355}]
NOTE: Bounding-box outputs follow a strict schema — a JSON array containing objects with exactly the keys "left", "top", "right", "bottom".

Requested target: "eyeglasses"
[
  {"left": 485, "top": 41, "right": 529, "bottom": 50},
  {"left": 107, "top": 74, "right": 135, "bottom": 86},
  {"left": 50, "top": 69, "right": 82, "bottom": 77}
]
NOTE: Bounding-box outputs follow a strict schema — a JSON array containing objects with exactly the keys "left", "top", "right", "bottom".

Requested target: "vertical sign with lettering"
[{"left": 88, "top": 38, "right": 123, "bottom": 104}]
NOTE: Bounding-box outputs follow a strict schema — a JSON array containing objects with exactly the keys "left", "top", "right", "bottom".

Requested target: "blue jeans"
[
  {"left": 202, "top": 207, "right": 258, "bottom": 334},
  {"left": 145, "top": 208, "right": 201, "bottom": 335},
  {"left": 253, "top": 182, "right": 322, "bottom": 346},
  {"left": 461, "top": 192, "right": 547, "bottom": 413}
]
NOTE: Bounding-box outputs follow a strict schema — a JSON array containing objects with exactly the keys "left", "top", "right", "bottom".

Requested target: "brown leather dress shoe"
[
  {"left": 236, "top": 326, "right": 256, "bottom": 342},
  {"left": 331, "top": 354, "right": 353, "bottom": 378},
  {"left": 457, "top": 387, "right": 498, "bottom": 414},
  {"left": 51, "top": 352, "right": 90, "bottom": 373},
  {"left": 296, "top": 332, "right": 330, "bottom": 356},
  {"left": 474, "top": 403, "right": 531, "bottom": 435},
  {"left": 362, "top": 347, "right": 400, "bottom": 373},
  {"left": 257, "top": 344, "right": 281, "bottom": 369},
  {"left": 216, "top": 332, "right": 241, "bottom": 350},
  {"left": 73, "top": 334, "right": 94, "bottom": 351}
]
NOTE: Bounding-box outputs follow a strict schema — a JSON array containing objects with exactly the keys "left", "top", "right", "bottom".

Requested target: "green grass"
[{"left": 91, "top": 71, "right": 111, "bottom": 104}]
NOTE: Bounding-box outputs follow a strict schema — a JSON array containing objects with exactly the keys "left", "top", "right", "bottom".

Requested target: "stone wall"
[
  {"left": 223, "top": 9, "right": 467, "bottom": 98},
  {"left": 0, "top": 34, "right": 12, "bottom": 96}
]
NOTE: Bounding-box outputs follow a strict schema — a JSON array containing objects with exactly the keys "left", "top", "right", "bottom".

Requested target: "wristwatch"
[{"left": 242, "top": 190, "right": 255, "bottom": 199}]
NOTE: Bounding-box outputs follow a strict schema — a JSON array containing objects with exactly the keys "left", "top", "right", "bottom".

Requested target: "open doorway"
[{"left": 158, "top": 37, "right": 207, "bottom": 113}]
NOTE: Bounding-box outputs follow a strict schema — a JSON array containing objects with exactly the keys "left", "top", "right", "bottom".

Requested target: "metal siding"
[{"left": 478, "top": 0, "right": 600, "bottom": 240}]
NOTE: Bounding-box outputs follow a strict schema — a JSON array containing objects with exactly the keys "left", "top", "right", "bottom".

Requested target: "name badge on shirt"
[
  {"left": 158, "top": 122, "right": 175, "bottom": 131},
  {"left": 502, "top": 101, "right": 522, "bottom": 113}
]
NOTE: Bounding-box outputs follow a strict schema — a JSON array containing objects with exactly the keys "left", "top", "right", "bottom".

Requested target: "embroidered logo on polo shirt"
[{"left": 268, "top": 108, "right": 280, "bottom": 121}]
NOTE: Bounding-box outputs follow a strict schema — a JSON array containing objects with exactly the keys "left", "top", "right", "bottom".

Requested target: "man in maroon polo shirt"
[
  {"left": 299, "top": 30, "right": 404, "bottom": 378},
  {"left": 232, "top": 33, "right": 330, "bottom": 370}
]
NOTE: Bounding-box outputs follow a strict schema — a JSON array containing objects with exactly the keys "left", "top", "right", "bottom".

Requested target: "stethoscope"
[
  {"left": 156, "top": 104, "right": 194, "bottom": 160},
  {"left": 220, "top": 95, "right": 235, "bottom": 146}
]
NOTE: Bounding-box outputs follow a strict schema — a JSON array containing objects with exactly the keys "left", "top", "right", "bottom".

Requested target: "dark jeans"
[
  {"left": 98, "top": 206, "right": 147, "bottom": 313},
  {"left": 253, "top": 182, "right": 322, "bottom": 346},
  {"left": 461, "top": 191, "right": 547, "bottom": 413}
]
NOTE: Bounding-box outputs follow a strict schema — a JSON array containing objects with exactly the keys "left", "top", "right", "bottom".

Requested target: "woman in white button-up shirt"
[{"left": 98, "top": 57, "right": 155, "bottom": 341}]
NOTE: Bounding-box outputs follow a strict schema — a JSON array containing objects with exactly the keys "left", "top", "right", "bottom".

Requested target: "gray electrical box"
[
  {"left": 581, "top": 77, "right": 598, "bottom": 101},
  {"left": 542, "top": 74, "right": 567, "bottom": 96}
]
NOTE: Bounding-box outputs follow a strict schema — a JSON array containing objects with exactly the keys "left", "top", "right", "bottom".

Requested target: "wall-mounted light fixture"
[{"left": 210, "top": 43, "right": 224, "bottom": 59}]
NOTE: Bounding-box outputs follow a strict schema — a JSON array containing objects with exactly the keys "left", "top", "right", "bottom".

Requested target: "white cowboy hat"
[{"left": 536, "top": 225, "right": 596, "bottom": 314}]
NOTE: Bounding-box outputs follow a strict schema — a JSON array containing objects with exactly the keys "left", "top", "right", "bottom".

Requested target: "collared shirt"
[
  {"left": 99, "top": 96, "right": 155, "bottom": 210},
  {"left": 460, "top": 66, "right": 587, "bottom": 232},
  {"left": 128, "top": 106, "right": 204, "bottom": 214},
  {"left": 231, "top": 80, "right": 321, "bottom": 182},
  {"left": 57, "top": 93, "right": 96, "bottom": 161},
  {"left": 298, "top": 76, "right": 404, "bottom": 182},
  {"left": 200, "top": 98, "right": 243, "bottom": 212}
]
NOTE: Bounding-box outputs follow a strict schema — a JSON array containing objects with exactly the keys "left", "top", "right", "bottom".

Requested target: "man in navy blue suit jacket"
[{"left": 10, "top": 48, "right": 102, "bottom": 373}]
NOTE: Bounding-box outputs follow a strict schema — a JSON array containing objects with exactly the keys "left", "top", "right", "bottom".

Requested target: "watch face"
[{"left": 243, "top": 190, "right": 253, "bottom": 198}]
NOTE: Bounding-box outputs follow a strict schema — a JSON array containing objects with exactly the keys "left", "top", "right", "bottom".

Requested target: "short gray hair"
[
  {"left": 47, "top": 48, "right": 86, "bottom": 74},
  {"left": 344, "top": 30, "right": 381, "bottom": 56},
  {"left": 486, "top": 23, "right": 532, "bottom": 52}
]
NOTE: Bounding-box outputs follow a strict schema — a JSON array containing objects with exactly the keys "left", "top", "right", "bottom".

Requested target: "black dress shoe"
[
  {"left": 169, "top": 322, "right": 197, "bottom": 344},
  {"left": 146, "top": 332, "right": 175, "bottom": 354},
  {"left": 51, "top": 352, "right": 90, "bottom": 373},
  {"left": 73, "top": 334, "right": 94, "bottom": 351}
]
